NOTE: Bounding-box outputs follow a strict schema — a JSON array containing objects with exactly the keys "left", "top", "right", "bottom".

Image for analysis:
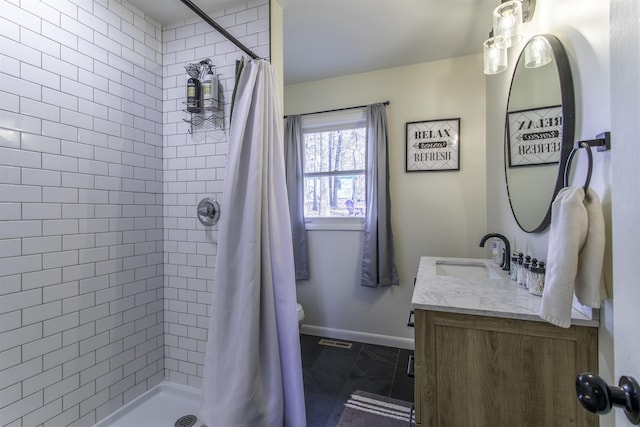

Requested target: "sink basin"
[{"left": 435, "top": 260, "right": 500, "bottom": 279}]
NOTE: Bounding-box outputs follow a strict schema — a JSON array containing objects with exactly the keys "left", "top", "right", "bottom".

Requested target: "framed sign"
[
  {"left": 507, "top": 105, "right": 562, "bottom": 167},
  {"left": 406, "top": 118, "right": 460, "bottom": 172}
]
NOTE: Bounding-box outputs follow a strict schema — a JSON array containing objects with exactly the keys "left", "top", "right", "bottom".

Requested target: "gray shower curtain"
[
  {"left": 361, "top": 103, "right": 399, "bottom": 287},
  {"left": 198, "top": 59, "right": 306, "bottom": 427},
  {"left": 284, "top": 115, "right": 309, "bottom": 280}
]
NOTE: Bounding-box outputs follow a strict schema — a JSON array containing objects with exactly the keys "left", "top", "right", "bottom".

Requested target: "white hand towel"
[
  {"left": 575, "top": 188, "right": 606, "bottom": 307},
  {"left": 540, "top": 187, "right": 588, "bottom": 328}
]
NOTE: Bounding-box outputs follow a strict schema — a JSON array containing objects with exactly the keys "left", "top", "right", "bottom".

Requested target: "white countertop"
[{"left": 411, "top": 256, "right": 599, "bottom": 327}]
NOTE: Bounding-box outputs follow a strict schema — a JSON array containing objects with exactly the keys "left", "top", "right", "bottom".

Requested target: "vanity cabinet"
[{"left": 413, "top": 310, "right": 598, "bottom": 427}]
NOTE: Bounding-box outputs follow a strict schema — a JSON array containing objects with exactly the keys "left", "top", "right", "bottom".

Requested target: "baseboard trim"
[{"left": 300, "top": 325, "right": 414, "bottom": 350}]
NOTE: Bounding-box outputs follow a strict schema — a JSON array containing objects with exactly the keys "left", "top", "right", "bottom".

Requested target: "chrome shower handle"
[
  {"left": 198, "top": 206, "right": 212, "bottom": 216},
  {"left": 197, "top": 197, "right": 220, "bottom": 226}
]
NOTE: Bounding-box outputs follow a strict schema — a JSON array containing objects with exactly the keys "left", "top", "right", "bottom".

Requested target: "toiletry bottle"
[
  {"left": 187, "top": 75, "right": 201, "bottom": 113},
  {"left": 526, "top": 258, "right": 538, "bottom": 289},
  {"left": 510, "top": 253, "right": 518, "bottom": 281},
  {"left": 202, "top": 64, "right": 218, "bottom": 110},
  {"left": 492, "top": 240, "right": 499, "bottom": 264},
  {"left": 521, "top": 256, "right": 531, "bottom": 288},
  {"left": 516, "top": 253, "right": 525, "bottom": 286},
  {"left": 528, "top": 261, "right": 545, "bottom": 296}
]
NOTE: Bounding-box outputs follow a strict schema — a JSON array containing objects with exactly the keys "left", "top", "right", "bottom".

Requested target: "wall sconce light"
[
  {"left": 484, "top": 36, "right": 508, "bottom": 74},
  {"left": 483, "top": 0, "right": 536, "bottom": 75},
  {"left": 493, "top": 1, "right": 523, "bottom": 48}
]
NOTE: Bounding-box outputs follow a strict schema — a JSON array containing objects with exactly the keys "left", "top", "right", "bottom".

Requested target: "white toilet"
[{"left": 296, "top": 303, "right": 305, "bottom": 328}]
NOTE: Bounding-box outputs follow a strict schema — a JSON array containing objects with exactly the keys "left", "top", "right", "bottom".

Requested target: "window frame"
[{"left": 300, "top": 109, "right": 367, "bottom": 231}]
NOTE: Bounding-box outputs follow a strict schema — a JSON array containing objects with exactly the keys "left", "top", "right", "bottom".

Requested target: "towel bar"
[
  {"left": 564, "top": 132, "right": 611, "bottom": 193},
  {"left": 577, "top": 131, "right": 611, "bottom": 152},
  {"left": 564, "top": 142, "right": 593, "bottom": 193}
]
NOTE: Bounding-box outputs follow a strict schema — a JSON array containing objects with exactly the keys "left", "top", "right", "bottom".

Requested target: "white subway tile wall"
[
  {"left": 0, "top": 0, "right": 165, "bottom": 425},
  {"left": 161, "top": 0, "right": 270, "bottom": 389},
  {"left": 1, "top": 0, "right": 270, "bottom": 425}
]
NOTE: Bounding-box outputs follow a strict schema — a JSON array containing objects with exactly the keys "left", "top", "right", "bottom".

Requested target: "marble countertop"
[{"left": 411, "top": 256, "right": 599, "bottom": 327}]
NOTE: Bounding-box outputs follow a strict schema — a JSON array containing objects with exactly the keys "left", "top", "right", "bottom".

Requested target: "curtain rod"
[
  {"left": 179, "top": 0, "right": 261, "bottom": 60},
  {"left": 284, "top": 101, "right": 390, "bottom": 119}
]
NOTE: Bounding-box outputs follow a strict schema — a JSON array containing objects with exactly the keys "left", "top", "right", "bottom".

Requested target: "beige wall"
[{"left": 285, "top": 55, "right": 487, "bottom": 346}]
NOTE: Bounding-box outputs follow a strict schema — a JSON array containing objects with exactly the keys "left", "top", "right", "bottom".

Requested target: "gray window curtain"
[
  {"left": 361, "top": 104, "right": 399, "bottom": 287},
  {"left": 284, "top": 115, "right": 310, "bottom": 280}
]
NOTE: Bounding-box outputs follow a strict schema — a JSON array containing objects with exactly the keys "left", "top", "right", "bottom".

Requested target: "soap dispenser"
[{"left": 492, "top": 240, "right": 499, "bottom": 264}]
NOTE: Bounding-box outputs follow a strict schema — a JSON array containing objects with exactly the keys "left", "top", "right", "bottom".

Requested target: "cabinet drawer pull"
[
  {"left": 407, "top": 310, "right": 414, "bottom": 327},
  {"left": 407, "top": 354, "right": 415, "bottom": 377}
]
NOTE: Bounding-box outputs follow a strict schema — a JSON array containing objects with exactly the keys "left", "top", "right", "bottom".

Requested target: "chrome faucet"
[{"left": 479, "top": 233, "right": 511, "bottom": 271}]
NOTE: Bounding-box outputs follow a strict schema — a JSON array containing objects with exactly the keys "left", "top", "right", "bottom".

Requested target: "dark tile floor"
[{"left": 300, "top": 334, "right": 414, "bottom": 427}]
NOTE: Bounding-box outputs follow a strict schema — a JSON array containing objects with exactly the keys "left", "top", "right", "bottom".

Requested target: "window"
[{"left": 301, "top": 110, "right": 367, "bottom": 220}]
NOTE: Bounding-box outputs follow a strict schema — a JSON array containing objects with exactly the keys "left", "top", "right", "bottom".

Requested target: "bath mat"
[{"left": 336, "top": 390, "right": 413, "bottom": 426}]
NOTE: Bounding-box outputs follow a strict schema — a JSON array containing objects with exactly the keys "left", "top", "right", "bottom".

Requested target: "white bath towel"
[
  {"left": 575, "top": 188, "right": 606, "bottom": 307},
  {"left": 540, "top": 187, "right": 588, "bottom": 328}
]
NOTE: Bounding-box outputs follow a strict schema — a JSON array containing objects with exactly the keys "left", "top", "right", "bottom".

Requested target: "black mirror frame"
[{"left": 504, "top": 34, "right": 575, "bottom": 233}]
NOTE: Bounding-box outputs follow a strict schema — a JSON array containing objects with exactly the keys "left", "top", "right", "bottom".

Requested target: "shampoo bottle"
[
  {"left": 202, "top": 64, "right": 218, "bottom": 110},
  {"left": 186, "top": 76, "right": 201, "bottom": 113}
]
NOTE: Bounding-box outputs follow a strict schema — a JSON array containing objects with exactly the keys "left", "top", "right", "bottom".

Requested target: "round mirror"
[{"left": 504, "top": 34, "right": 575, "bottom": 233}]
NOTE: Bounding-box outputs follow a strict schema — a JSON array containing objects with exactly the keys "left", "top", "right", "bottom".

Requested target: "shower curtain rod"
[
  {"left": 179, "top": 0, "right": 261, "bottom": 60},
  {"left": 284, "top": 101, "right": 390, "bottom": 119}
]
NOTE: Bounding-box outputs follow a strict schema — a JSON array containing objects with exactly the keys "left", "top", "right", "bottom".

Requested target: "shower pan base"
[{"left": 93, "top": 382, "right": 201, "bottom": 427}]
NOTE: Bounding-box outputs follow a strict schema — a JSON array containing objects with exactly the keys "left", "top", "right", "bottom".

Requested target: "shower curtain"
[{"left": 198, "top": 59, "right": 306, "bottom": 427}]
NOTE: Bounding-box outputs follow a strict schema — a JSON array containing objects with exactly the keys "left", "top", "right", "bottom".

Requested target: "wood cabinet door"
[{"left": 415, "top": 311, "right": 599, "bottom": 427}]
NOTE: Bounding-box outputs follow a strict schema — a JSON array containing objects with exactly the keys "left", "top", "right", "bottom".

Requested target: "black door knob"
[{"left": 576, "top": 372, "right": 640, "bottom": 425}]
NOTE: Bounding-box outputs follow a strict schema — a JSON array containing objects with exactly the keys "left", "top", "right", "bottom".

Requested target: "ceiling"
[{"left": 127, "top": 0, "right": 498, "bottom": 84}]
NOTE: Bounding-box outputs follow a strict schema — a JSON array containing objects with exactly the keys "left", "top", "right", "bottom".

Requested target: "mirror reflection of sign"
[
  {"left": 406, "top": 119, "right": 460, "bottom": 171},
  {"left": 508, "top": 106, "right": 562, "bottom": 167}
]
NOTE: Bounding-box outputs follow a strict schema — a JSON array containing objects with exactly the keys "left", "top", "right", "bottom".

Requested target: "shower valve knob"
[
  {"left": 197, "top": 197, "right": 220, "bottom": 226},
  {"left": 576, "top": 372, "right": 640, "bottom": 424}
]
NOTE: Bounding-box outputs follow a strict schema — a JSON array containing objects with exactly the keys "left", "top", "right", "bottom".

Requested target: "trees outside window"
[{"left": 302, "top": 126, "right": 366, "bottom": 218}]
